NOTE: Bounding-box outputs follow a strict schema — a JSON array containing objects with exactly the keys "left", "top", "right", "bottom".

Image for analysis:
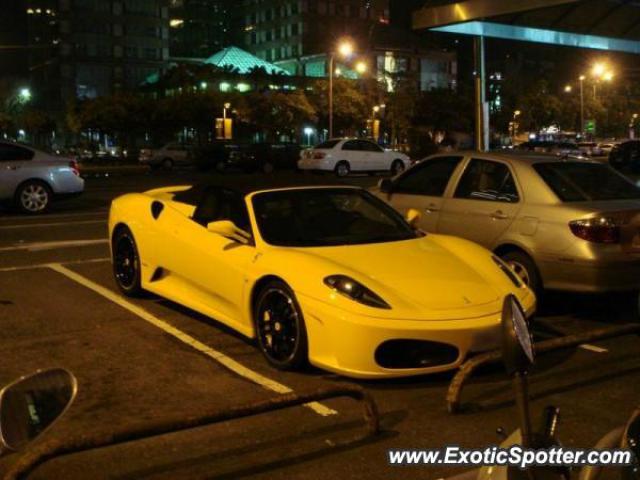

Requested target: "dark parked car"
[
  {"left": 193, "top": 141, "right": 242, "bottom": 171},
  {"left": 609, "top": 140, "right": 640, "bottom": 172},
  {"left": 221, "top": 143, "right": 302, "bottom": 173}
]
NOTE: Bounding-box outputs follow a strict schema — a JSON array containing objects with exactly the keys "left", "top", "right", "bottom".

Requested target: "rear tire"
[
  {"left": 501, "top": 250, "right": 542, "bottom": 296},
  {"left": 162, "top": 158, "right": 173, "bottom": 170},
  {"left": 254, "top": 280, "right": 308, "bottom": 370},
  {"left": 112, "top": 226, "right": 144, "bottom": 297},
  {"left": 262, "top": 161, "right": 275, "bottom": 174},
  {"left": 335, "top": 161, "right": 350, "bottom": 177},
  {"left": 15, "top": 180, "right": 52, "bottom": 214}
]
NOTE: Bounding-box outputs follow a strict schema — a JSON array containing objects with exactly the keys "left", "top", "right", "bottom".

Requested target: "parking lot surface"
[{"left": 1, "top": 170, "right": 639, "bottom": 479}]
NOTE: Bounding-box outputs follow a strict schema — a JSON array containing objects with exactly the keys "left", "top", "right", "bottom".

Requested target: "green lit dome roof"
[{"left": 203, "top": 46, "right": 290, "bottom": 75}]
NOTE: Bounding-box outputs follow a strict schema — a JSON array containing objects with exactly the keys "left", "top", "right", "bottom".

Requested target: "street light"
[
  {"left": 355, "top": 61, "right": 367, "bottom": 74},
  {"left": 564, "top": 85, "right": 572, "bottom": 93},
  {"left": 337, "top": 41, "right": 354, "bottom": 58},
  {"left": 579, "top": 75, "right": 585, "bottom": 135},
  {"left": 329, "top": 39, "right": 357, "bottom": 139},
  {"left": 19, "top": 88, "right": 31, "bottom": 102},
  {"left": 304, "top": 126, "right": 314, "bottom": 145},
  {"left": 511, "top": 110, "right": 521, "bottom": 142}
]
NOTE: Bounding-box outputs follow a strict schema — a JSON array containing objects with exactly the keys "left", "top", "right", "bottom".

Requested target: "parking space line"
[
  {"left": 0, "top": 239, "right": 108, "bottom": 252},
  {"left": 48, "top": 263, "right": 338, "bottom": 417},
  {"left": 0, "top": 220, "right": 105, "bottom": 230},
  {"left": 579, "top": 344, "right": 608, "bottom": 353},
  {"left": 0, "top": 210, "right": 107, "bottom": 223},
  {"left": 0, "top": 257, "right": 110, "bottom": 272}
]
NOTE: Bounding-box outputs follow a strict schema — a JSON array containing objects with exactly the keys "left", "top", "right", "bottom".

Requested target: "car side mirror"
[
  {"left": 501, "top": 295, "right": 535, "bottom": 376},
  {"left": 207, "top": 220, "right": 251, "bottom": 244},
  {"left": 0, "top": 368, "right": 77, "bottom": 454},
  {"left": 378, "top": 178, "right": 393, "bottom": 194},
  {"left": 405, "top": 208, "right": 421, "bottom": 229}
]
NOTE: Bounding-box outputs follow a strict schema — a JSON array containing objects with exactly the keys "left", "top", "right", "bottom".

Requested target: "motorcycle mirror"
[
  {"left": 501, "top": 295, "right": 535, "bottom": 376},
  {"left": 0, "top": 368, "right": 77, "bottom": 453}
]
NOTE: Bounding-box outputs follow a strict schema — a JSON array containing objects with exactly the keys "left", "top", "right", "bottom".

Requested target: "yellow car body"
[{"left": 109, "top": 184, "right": 535, "bottom": 379}]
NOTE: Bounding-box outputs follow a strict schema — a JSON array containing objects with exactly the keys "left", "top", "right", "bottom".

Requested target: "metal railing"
[
  {"left": 4, "top": 385, "right": 379, "bottom": 480},
  {"left": 447, "top": 323, "right": 640, "bottom": 414}
]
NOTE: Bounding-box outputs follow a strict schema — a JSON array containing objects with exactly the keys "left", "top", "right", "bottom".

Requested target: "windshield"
[
  {"left": 533, "top": 162, "right": 640, "bottom": 202},
  {"left": 252, "top": 188, "right": 416, "bottom": 247}
]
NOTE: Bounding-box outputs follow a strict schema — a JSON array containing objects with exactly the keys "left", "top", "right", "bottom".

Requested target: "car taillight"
[
  {"left": 569, "top": 217, "right": 621, "bottom": 244},
  {"left": 69, "top": 160, "right": 80, "bottom": 176},
  {"left": 313, "top": 151, "right": 326, "bottom": 159}
]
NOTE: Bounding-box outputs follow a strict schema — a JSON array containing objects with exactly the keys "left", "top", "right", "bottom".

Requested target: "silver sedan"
[
  {"left": 0, "top": 142, "right": 84, "bottom": 213},
  {"left": 374, "top": 151, "right": 640, "bottom": 294}
]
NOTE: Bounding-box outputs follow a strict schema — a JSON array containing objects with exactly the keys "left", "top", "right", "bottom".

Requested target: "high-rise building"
[
  {"left": 4, "top": 0, "right": 170, "bottom": 116},
  {"left": 242, "top": 0, "right": 389, "bottom": 64},
  {"left": 57, "top": 0, "right": 170, "bottom": 100},
  {"left": 240, "top": 0, "right": 455, "bottom": 91},
  {"left": 169, "top": 0, "right": 237, "bottom": 59}
]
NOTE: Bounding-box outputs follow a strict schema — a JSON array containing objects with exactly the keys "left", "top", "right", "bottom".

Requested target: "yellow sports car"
[{"left": 108, "top": 182, "right": 535, "bottom": 379}]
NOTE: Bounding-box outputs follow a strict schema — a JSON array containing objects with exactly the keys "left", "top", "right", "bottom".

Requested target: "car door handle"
[
  {"left": 425, "top": 204, "right": 439, "bottom": 213},
  {"left": 490, "top": 210, "right": 509, "bottom": 220}
]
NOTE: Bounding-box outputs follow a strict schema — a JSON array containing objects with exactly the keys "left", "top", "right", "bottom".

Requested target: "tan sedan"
[{"left": 374, "top": 151, "right": 640, "bottom": 294}]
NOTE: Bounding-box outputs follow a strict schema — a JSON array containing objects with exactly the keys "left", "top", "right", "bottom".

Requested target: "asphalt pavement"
[{"left": 1, "top": 168, "right": 639, "bottom": 480}]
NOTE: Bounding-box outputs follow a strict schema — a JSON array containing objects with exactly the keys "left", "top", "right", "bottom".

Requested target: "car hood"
[{"left": 299, "top": 237, "right": 502, "bottom": 319}]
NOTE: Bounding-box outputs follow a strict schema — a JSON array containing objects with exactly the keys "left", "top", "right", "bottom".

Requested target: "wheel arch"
[
  {"left": 493, "top": 242, "right": 543, "bottom": 287},
  {"left": 248, "top": 274, "right": 289, "bottom": 336},
  {"left": 493, "top": 242, "right": 531, "bottom": 258},
  {"left": 14, "top": 177, "right": 54, "bottom": 197}
]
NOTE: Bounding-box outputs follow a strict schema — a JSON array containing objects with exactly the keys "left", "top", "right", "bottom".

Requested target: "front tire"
[
  {"left": 254, "top": 280, "right": 308, "bottom": 370},
  {"left": 501, "top": 250, "right": 542, "bottom": 295},
  {"left": 112, "top": 226, "right": 144, "bottom": 297},
  {"left": 391, "top": 159, "right": 405, "bottom": 176},
  {"left": 335, "top": 161, "right": 350, "bottom": 177},
  {"left": 15, "top": 180, "right": 52, "bottom": 214}
]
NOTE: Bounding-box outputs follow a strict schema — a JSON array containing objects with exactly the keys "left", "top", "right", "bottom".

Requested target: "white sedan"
[{"left": 298, "top": 138, "right": 411, "bottom": 177}]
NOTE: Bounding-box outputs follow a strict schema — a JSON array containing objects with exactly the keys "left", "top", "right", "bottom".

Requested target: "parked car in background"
[
  {"left": 597, "top": 142, "right": 617, "bottom": 156},
  {"left": 193, "top": 141, "right": 241, "bottom": 172},
  {"left": 298, "top": 138, "right": 411, "bottom": 177},
  {"left": 609, "top": 140, "right": 640, "bottom": 172},
  {"left": 578, "top": 142, "right": 604, "bottom": 157},
  {"left": 139, "top": 143, "right": 193, "bottom": 170},
  {"left": 0, "top": 141, "right": 84, "bottom": 213},
  {"left": 221, "top": 143, "right": 302, "bottom": 173},
  {"left": 549, "top": 141, "right": 582, "bottom": 157},
  {"left": 374, "top": 151, "right": 640, "bottom": 295}
]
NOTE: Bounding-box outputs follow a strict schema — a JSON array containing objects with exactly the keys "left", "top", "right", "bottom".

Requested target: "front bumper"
[
  {"left": 539, "top": 256, "right": 640, "bottom": 292},
  {"left": 298, "top": 292, "right": 535, "bottom": 379}
]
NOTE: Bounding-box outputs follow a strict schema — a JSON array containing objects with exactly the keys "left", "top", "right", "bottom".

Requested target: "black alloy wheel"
[
  {"left": 112, "top": 227, "right": 143, "bottom": 296},
  {"left": 255, "top": 281, "right": 308, "bottom": 370}
]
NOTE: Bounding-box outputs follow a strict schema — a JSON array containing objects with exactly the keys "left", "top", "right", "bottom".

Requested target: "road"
[{"left": 1, "top": 169, "right": 639, "bottom": 479}]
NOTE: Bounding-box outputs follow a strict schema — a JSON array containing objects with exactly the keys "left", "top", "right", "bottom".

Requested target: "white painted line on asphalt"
[
  {"left": 0, "top": 257, "right": 110, "bottom": 272},
  {"left": 579, "top": 343, "right": 608, "bottom": 353},
  {"left": 0, "top": 209, "right": 107, "bottom": 220},
  {"left": 0, "top": 239, "right": 108, "bottom": 252},
  {"left": 0, "top": 220, "right": 105, "bottom": 230},
  {"left": 48, "top": 263, "right": 338, "bottom": 417}
]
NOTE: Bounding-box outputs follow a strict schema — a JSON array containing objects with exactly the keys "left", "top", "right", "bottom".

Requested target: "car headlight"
[
  {"left": 492, "top": 256, "right": 524, "bottom": 288},
  {"left": 324, "top": 275, "right": 391, "bottom": 309}
]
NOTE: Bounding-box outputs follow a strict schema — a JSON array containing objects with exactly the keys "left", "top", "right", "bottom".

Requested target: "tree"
[
  {"left": 237, "top": 90, "right": 316, "bottom": 141},
  {"left": 307, "top": 78, "right": 370, "bottom": 136}
]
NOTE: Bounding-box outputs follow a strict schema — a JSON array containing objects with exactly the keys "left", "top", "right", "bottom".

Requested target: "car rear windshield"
[
  {"left": 533, "top": 162, "right": 640, "bottom": 201},
  {"left": 314, "top": 140, "right": 340, "bottom": 149},
  {"left": 252, "top": 188, "right": 416, "bottom": 247}
]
